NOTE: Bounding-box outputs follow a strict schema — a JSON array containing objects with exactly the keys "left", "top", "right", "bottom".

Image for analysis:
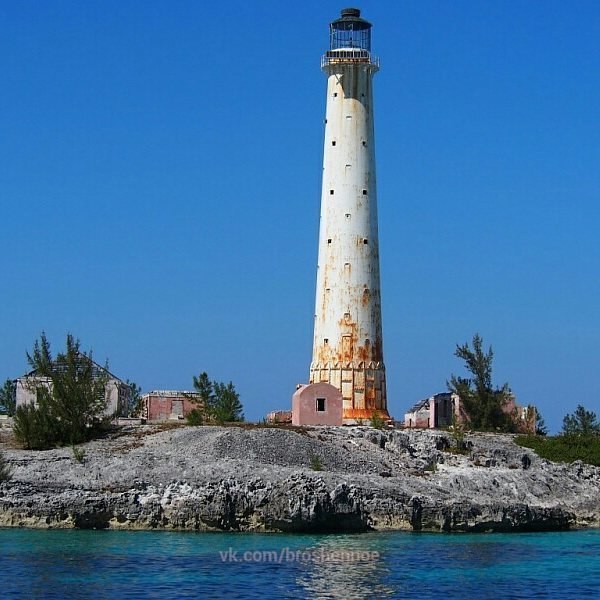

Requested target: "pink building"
[
  {"left": 143, "top": 390, "right": 200, "bottom": 422},
  {"left": 292, "top": 383, "right": 343, "bottom": 426}
]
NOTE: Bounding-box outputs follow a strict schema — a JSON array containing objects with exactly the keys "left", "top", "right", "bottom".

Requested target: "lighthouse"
[{"left": 309, "top": 8, "right": 389, "bottom": 423}]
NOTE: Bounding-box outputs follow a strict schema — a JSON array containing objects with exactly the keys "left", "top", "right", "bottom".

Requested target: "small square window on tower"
[
  {"left": 316, "top": 398, "right": 326, "bottom": 412},
  {"left": 332, "top": 141, "right": 336, "bottom": 146},
  {"left": 330, "top": 189, "right": 334, "bottom": 195},
  {"left": 362, "top": 189, "right": 368, "bottom": 195}
]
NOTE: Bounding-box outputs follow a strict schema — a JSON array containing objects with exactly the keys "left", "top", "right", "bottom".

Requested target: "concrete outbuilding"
[
  {"left": 142, "top": 390, "right": 200, "bottom": 422},
  {"left": 292, "top": 383, "right": 343, "bottom": 426},
  {"left": 404, "top": 392, "right": 461, "bottom": 429},
  {"left": 15, "top": 363, "right": 130, "bottom": 419}
]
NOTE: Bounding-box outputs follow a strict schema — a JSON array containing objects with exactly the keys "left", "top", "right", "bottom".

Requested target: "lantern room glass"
[{"left": 329, "top": 10, "right": 372, "bottom": 51}]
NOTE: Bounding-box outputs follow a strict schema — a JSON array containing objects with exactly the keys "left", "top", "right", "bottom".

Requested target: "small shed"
[
  {"left": 266, "top": 410, "right": 292, "bottom": 424},
  {"left": 404, "top": 392, "right": 460, "bottom": 429},
  {"left": 142, "top": 390, "right": 200, "bottom": 422},
  {"left": 292, "top": 383, "right": 343, "bottom": 426}
]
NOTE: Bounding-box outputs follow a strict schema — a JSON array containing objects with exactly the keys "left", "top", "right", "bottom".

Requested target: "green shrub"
[
  {"left": 14, "top": 333, "right": 111, "bottom": 450},
  {"left": 0, "top": 379, "right": 16, "bottom": 416},
  {"left": 424, "top": 460, "right": 437, "bottom": 473},
  {"left": 449, "top": 414, "right": 466, "bottom": 451},
  {"left": 0, "top": 450, "right": 11, "bottom": 482},
  {"left": 13, "top": 402, "right": 62, "bottom": 450},
  {"left": 309, "top": 454, "right": 323, "bottom": 471},
  {"left": 186, "top": 408, "right": 204, "bottom": 426},
  {"left": 515, "top": 434, "right": 600, "bottom": 466},
  {"left": 190, "top": 373, "right": 244, "bottom": 424},
  {"left": 72, "top": 445, "right": 86, "bottom": 464},
  {"left": 369, "top": 411, "right": 385, "bottom": 430},
  {"left": 562, "top": 405, "right": 600, "bottom": 436},
  {"left": 448, "top": 334, "right": 517, "bottom": 432}
]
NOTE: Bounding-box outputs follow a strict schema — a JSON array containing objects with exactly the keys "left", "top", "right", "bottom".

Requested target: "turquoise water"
[{"left": 1, "top": 528, "right": 599, "bottom": 598}]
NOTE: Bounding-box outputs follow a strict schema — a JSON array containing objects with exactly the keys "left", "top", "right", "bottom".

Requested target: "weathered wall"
[
  {"left": 16, "top": 376, "right": 127, "bottom": 418},
  {"left": 292, "top": 383, "right": 343, "bottom": 426},
  {"left": 144, "top": 393, "right": 199, "bottom": 422},
  {"left": 310, "top": 50, "right": 388, "bottom": 422}
]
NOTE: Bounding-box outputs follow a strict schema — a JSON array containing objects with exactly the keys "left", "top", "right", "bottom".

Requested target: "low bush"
[
  {"left": 309, "top": 454, "right": 323, "bottom": 471},
  {"left": 424, "top": 460, "right": 437, "bottom": 473},
  {"left": 0, "top": 450, "right": 11, "bottom": 482},
  {"left": 13, "top": 402, "right": 62, "bottom": 450},
  {"left": 186, "top": 409, "right": 204, "bottom": 426},
  {"left": 72, "top": 445, "right": 86, "bottom": 464},
  {"left": 369, "top": 411, "right": 385, "bottom": 430},
  {"left": 515, "top": 434, "right": 600, "bottom": 466},
  {"left": 13, "top": 401, "right": 110, "bottom": 450}
]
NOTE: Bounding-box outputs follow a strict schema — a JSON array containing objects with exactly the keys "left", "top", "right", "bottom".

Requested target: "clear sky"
[{"left": 1, "top": 1, "right": 599, "bottom": 433}]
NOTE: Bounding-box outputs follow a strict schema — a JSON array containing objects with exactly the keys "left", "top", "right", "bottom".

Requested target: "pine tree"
[
  {"left": 192, "top": 372, "right": 215, "bottom": 417},
  {"left": 189, "top": 372, "right": 244, "bottom": 424},
  {"left": 212, "top": 381, "right": 244, "bottom": 423},
  {"left": 448, "top": 334, "right": 514, "bottom": 431},
  {"left": 0, "top": 379, "right": 16, "bottom": 416},
  {"left": 14, "top": 333, "right": 109, "bottom": 449},
  {"left": 562, "top": 405, "right": 600, "bottom": 436},
  {"left": 535, "top": 409, "right": 548, "bottom": 436},
  {"left": 125, "top": 379, "right": 143, "bottom": 416}
]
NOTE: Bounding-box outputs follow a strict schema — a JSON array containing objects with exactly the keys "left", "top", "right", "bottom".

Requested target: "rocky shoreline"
[{"left": 0, "top": 424, "right": 598, "bottom": 533}]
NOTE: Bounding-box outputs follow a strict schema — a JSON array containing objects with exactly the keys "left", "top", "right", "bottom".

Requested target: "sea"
[{"left": 0, "top": 528, "right": 598, "bottom": 599}]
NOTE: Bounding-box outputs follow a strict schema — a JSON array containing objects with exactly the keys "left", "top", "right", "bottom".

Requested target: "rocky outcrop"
[{"left": 0, "top": 425, "right": 598, "bottom": 532}]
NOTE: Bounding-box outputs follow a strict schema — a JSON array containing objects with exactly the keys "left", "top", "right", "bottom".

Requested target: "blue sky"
[{"left": 1, "top": 1, "right": 599, "bottom": 433}]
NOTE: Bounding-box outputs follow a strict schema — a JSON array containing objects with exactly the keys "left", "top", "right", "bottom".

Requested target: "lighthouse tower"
[{"left": 309, "top": 8, "right": 389, "bottom": 423}]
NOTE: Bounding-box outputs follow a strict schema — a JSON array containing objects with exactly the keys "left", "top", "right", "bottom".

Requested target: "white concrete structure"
[
  {"left": 15, "top": 364, "right": 130, "bottom": 419},
  {"left": 404, "top": 393, "right": 461, "bottom": 429},
  {"left": 309, "top": 8, "right": 388, "bottom": 423}
]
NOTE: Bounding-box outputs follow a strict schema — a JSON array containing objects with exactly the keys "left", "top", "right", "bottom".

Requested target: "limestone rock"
[{"left": 0, "top": 425, "right": 598, "bottom": 532}]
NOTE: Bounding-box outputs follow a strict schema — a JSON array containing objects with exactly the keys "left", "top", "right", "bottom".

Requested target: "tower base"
[
  {"left": 343, "top": 407, "right": 391, "bottom": 425},
  {"left": 309, "top": 363, "right": 388, "bottom": 424}
]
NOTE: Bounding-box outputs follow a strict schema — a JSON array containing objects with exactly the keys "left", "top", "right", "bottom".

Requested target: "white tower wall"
[{"left": 309, "top": 16, "right": 388, "bottom": 423}]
